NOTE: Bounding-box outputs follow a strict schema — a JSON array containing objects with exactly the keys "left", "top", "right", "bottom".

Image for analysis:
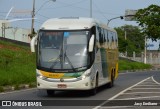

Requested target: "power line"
[
  {"left": 0, "top": 11, "right": 31, "bottom": 14},
  {"left": 0, "top": 14, "right": 6, "bottom": 17},
  {"left": 0, "top": 11, "right": 8, "bottom": 13},
  {"left": 36, "top": 13, "right": 50, "bottom": 19},
  {"left": 35, "top": 20, "right": 43, "bottom": 24},
  {"left": 42, "top": 1, "right": 121, "bottom": 16},
  {"left": 41, "top": 0, "right": 89, "bottom": 12},
  {"left": 92, "top": 1, "right": 109, "bottom": 20},
  {"left": 57, "top": 0, "right": 87, "bottom": 8}
]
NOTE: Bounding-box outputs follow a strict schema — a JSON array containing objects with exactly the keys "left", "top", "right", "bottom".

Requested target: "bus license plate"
[{"left": 57, "top": 84, "right": 67, "bottom": 88}]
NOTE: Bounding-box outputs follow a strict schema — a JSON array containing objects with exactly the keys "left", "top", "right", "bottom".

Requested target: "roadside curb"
[{"left": 119, "top": 68, "right": 160, "bottom": 74}]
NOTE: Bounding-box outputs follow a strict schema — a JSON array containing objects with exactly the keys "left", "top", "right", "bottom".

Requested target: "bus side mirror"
[
  {"left": 30, "top": 35, "right": 38, "bottom": 52},
  {"left": 89, "top": 34, "right": 95, "bottom": 52}
]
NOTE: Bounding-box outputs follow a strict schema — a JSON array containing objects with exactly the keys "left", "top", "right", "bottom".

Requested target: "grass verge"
[
  {"left": 0, "top": 40, "right": 36, "bottom": 86},
  {"left": 119, "top": 59, "right": 152, "bottom": 71}
]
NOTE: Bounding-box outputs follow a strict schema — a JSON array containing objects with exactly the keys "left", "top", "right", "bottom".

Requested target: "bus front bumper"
[{"left": 37, "top": 76, "right": 95, "bottom": 90}]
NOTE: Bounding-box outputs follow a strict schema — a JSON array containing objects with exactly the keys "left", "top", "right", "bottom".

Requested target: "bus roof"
[{"left": 40, "top": 17, "right": 116, "bottom": 32}]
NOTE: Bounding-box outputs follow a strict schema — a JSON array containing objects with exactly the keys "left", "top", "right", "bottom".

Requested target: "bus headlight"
[
  {"left": 36, "top": 70, "right": 47, "bottom": 79},
  {"left": 80, "top": 69, "right": 91, "bottom": 80},
  {"left": 36, "top": 69, "right": 41, "bottom": 77}
]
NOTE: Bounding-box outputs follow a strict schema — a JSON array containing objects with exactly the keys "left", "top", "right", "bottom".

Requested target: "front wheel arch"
[{"left": 89, "top": 72, "right": 99, "bottom": 96}]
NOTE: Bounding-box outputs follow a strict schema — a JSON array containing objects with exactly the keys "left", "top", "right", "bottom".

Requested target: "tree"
[
  {"left": 135, "top": 4, "right": 160, "bottom": 41},
  {"left": 115, "top": 25, "right": 144, "bottom": 56}
]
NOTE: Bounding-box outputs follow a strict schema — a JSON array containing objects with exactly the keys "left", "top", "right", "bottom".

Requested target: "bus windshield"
[{"left": 38, "top": 30, "right": 90, "bottom": 72}]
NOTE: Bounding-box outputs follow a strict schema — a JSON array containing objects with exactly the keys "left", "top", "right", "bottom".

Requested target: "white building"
[{"left": 0, "top": 20, "right": 31, "bottom": 43}]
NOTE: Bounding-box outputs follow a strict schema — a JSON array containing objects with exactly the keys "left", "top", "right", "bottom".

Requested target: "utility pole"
[
  {"left": 31, "top": 0, "right": 35, "bottom": 35},
  {"left": 124, "top": 31, "right": 127, "bottom": 40},
  {"left": 90, "top": 0, "right": 92, "bottom": 18},
  {"left": 2, "top": 23, "right": 5, "bottom": 38},
  {"left": 31, "top": 0, "right": 56, "bottom": 35},
  {"left": 144, "top": 36, "right": 147, "bottom": 64},
  {"left": 124, "top": 30, "right": 127, "bottom": 57}
]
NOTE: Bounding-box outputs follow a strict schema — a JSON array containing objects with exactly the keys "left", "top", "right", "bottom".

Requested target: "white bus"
[{"left": 31, "top": 17, "right": 118, "bottom": 96}]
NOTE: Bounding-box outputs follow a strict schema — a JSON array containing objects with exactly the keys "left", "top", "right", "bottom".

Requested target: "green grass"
[
  {"left": 119, "top": 59, "right": 152, "bottom": 71},
  {"left": 0, "top": 40, "right": 36, "bottom": 86}
]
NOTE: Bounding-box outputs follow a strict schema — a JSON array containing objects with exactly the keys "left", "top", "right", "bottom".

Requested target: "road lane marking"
[
  {"left": 131, "top": 88, "right": 160, "bottom": 90},
  {"left": 100, "top": 106, "right": 134, "bottom": 109},
  {"left": 114, "top": 96, "right": 160, "bottom": 100},
  {"left": 92, "top": 77, "right": 152, "bottom": 109},
  {"left": 123, "top": 92, "right": 160, "bottom": 94},
  {"left": 108, "top": 77, "right": 151, "bottom": 100},
  {"left": 152, "top": 76, "right": 160, "bottom": 85},
  {"left": 136, "top": 85, "right": 159, "bottom": 86},
  {"left": 0, "top": 88, "right": 36, "bottom": 95}
]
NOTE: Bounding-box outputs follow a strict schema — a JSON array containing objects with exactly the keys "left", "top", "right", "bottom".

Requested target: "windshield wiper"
[
  {"left": 64, "top": 47, "right": 77, "bottom": 72},
  {"left": 49, "top": 45, "right": 76, "bottom": 72},
  {"left": 49, "top": 55, "right": 61, "bottom": 69},
  {"left": 74, "top": 66, "right": 88, "bottom": 71},
  {"left": 50, "top": 47, "right": 63, "bottom": 69}
]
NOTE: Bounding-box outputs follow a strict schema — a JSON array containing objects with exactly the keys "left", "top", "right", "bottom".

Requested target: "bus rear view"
[{"left": 31, "top": 17, "right": 118, "bottom": 96}]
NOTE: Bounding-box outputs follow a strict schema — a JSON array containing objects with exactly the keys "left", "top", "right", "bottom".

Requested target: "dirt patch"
[{"left": 0, "top": 44, "right": 22, "bottom": 51}]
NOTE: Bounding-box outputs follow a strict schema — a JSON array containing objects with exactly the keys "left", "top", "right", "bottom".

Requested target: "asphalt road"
[{"left": 0, "top": 70, "right": 160, "bottom": 109}]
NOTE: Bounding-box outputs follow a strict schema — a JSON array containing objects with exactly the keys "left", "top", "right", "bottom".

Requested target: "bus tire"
[
  {"left": 47, "top": 90, "right": 55, "bottom": 96},
  {"left": 108, "top": 71, "right": 114, "bottom": 88},
  {"left": 90, "top": 75, "right": 98, "bottom": 96}
]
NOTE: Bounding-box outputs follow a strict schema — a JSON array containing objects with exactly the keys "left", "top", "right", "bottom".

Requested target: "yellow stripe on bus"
[{"left": 39, "top": 70, "right": 64, "bottom": 79}]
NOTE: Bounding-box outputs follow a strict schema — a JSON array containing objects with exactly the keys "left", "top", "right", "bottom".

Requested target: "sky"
[
  {"left": 0, "top": 0, "right": 160, "bottom": 49},
  {"left": 0, "top": 0, "right": 159, "bottom": 30}
]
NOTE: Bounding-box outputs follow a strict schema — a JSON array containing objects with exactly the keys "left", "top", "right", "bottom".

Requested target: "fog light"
[
  {"left": 37, "top": 83, "right": 40, "bottom": 86},
  {"left": 85, "top": 82, "right": 88, "bottom": 86},
  {"left": 91, "top": 82, "right": 94, "bottom": 87}
]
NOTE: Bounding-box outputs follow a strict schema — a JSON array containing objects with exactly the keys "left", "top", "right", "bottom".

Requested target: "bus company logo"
[{"left": 2, "top": 101, "right": 11, "bottom": 106}]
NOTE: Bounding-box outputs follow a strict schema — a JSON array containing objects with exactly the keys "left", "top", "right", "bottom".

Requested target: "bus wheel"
[
  {"left": 90, "top": 76, "right": 98, "bottom": 96},
  {"left": 108, "top": 72, "right": 114, "bottom": 88},
  {"left": 47, "top": 90, "right": 55, "bottom": 96}
]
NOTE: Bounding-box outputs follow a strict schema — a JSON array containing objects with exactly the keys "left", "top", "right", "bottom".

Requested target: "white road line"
[
  {"left": 152, "top": 76, "right": 160, "bottom": 85},
  {"left": 131, "top": 88, "right": 160, "bottom": 90},
  {"left": 100, "top": 106, "right": 134, "bottom": 109},
  {"left": 92, "top": 77, "right": 152, "bottom": 109},
  {"left": 108, "top": 77, "right": 151, "bottom": 100},
  {"left": 123, "top": 92, "right": 160, "bottom": 94},
  {"left": 141, "top": 83, "right": 157, "bottom": 85},
  {"left": 0, "top": 88, "right": 36, "bottom": 95},
  {"left": 136, "top": 85, "right": 159, "bottom": 86},
  {"left": 114, "top": 96, "right": 160, "bottom": 100}
]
